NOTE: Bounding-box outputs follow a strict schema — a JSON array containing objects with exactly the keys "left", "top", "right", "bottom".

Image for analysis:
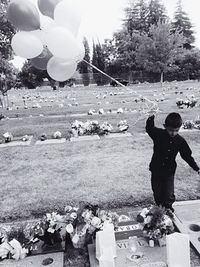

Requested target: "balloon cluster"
[{"left": 8, "top": 0, "right": 85, "bottom": 81}]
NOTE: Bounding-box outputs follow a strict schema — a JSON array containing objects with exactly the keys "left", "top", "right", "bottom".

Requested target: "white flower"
[
  {"left": 54, "top": 214, "right": 64, "bottom": 222},
  {"left": 144, "top": 215, "right": 152, "bottom": 224},
  {"left": 47, "top": 228, "right": 55, "bottom": 233},
  {"left": 163, "top": 215, "right": 173, "bottom": 227},
  {"left": 82, "top": 210, "right": 93, "bottom": 221},
  {"left": 70, "top": 212, "right": 77, "bottom": 220},
  {"left": 46, "top": 213, "right": 52, "bottom": 221},
  {"left": 65, "top": 205, "right": 72, "bottom": 213},
  {"left": 21, "top": 135, "right": 29, "bottom": 142},
  {"left": 91, "top": 217, "right": 101, "bottom": 228},
  {"left": 66, "top": 224, "right": 74, "bottom": 234},
  {"left": 72, "top": 233, "right": 79, "bottom": 244},
  {"left": 53, "top": 131, "right": 62, "bottom": 139}
]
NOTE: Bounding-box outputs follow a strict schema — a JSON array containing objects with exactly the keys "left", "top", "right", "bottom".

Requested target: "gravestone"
[
  {"left": 104, "top": 132, "right": 132, "bottom": 139},
  {"left": 35, "top": 138, "right": 66, "bottom": 145},
  {"left": 70, "top": 135, "right": 100, "bottom": 142},
  {"left": 0, "top": 136, "right": 33, "bottom": 148},
  {"left": 166, "top": 233, "right": 190, "bottom": 267},
  {"left": 88, "top": 210, "right": 167, "bottom": 267},
  {"left": 173, "top": 200, "right": 200, "bottom": 256},
  {"left": 0, "top": 252, "right": 64, "bottom": 267}
]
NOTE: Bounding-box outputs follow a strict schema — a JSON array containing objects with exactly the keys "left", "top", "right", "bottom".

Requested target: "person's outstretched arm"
[
  {"left": 145, "top": 114, "right": 159, "bottom": 140},
  {"left": 179, "top": 139, "right": 200, "bottom": 173}
]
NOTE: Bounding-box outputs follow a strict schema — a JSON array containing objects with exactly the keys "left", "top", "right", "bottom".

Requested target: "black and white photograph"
[{"left": 0, "top": 0, "right": 200, "bottom": 266}]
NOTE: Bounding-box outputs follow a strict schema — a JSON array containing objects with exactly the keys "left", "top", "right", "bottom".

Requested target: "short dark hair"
[{"left": 165, "top": 112, "right": 182, "bottom": 128}]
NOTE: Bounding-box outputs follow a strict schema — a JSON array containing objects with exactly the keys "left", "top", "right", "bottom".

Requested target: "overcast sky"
[{"left": 11, "top": 0, "right": 200, "bottom": 69}]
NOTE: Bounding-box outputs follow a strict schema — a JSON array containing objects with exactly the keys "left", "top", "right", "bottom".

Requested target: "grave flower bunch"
[
  {"left": 118, "top": 120, "right": 129, "bottom": 132},
  {"left": 183, "top": 120, "right": 200, "bottom": 130},
  {"left": 3, "top": 132, "right": 13, "bottom": 143},
  {"left": 66, "top": 204, "right": 119, "bottom": 248},
  {"left": 30, "top": 208, "right": 79, "bottom": 246},
  {"left": 137, "top": 206, "right": 174, "bottom": 241},
  {"left": 0, "top": 225, "right": 32, "bottom": 261},
  {"left": 176, "top": 98, "right": 197, "bottom": 108},
  {"left": 71, "top": 120, "right": 113, "bottom": 136}
]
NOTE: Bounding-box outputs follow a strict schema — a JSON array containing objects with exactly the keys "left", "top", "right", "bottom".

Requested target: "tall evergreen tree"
[
  {"left": 77, "top": 37, "right": 90, "bottom": 86},
  {"left": 123, "top": 0, "right": 149, "bottom": 35},
  {"left": 92, "top": 41, "right": 106, "bottom": 85},
  {"left": 172, "top": 0, "right": 195, "bottom": 49},
  {"left": 146, "top": 0, "right": 168, "bottom": 29}
]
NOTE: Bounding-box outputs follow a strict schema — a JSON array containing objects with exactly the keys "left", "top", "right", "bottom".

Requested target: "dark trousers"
[{"left": 151, "top": 172, "right": 175, "bottom": 209}]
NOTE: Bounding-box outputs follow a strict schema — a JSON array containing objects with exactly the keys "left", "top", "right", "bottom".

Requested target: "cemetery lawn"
[{"left": 0, "top": 81, "right": 200, "bottom": 222}]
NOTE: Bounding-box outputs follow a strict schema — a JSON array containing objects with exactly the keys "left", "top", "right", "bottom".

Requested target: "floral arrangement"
[
  {"left": 118, "top": 120, "right": 129, "bottom": 132},
  {"left": 21, "top": 135, "right": 29, "bottom": 142},
  {"left": 3, "top": 132, "right": 13, "bottom": 143},
  {"left": 60, "top": 204, "right": 119, "bottom": 248},
  {"left": 137, "top": 206, "right": 174, "bottom": 241},
  {"left": 52, "top": 131, "right": 62, "bottom": 139},
  {"left": 176, "top": 98, "right": 197, "bottom": 108},
  {"left": 71, "top": 120, "right": 113, "bottom": 136},
  {"left": 183, "top": 119, "right": 200, "bottom": 130}
]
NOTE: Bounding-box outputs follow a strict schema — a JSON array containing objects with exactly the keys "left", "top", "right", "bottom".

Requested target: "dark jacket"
[{"left": 146, "top": 115, "right": 199, "bottom": 175}]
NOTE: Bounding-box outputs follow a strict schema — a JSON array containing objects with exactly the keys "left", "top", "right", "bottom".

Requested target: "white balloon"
[
  {"left": 40, "top": 15, "right": 57, "bottom": 32},
  {"left": 54, "top": 0, "right": 81, "bottom": 36},
  {"left": 11, "top": 31, "right": 43, "bottom": 59},
  {"left": 31, "top": 29, "right": 47, "bottom": 45},
  {"left": 47, "top": 57, "right": 77, "bottom": 81},
  {"left": 46, "top": 26, "right": 80, "bottom": 59}
]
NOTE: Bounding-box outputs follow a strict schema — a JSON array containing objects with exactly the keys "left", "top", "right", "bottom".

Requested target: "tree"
[
  {"left": 77, "top": 37, "right": 90, "bottom": 86},
  {"left": 136, "top": 22, "right": 185, "bottom": 84},
  {"left": 172, "top": 0, "right": 195, "bottom": 49},
  {"left": 175, "top": 49, "right": 200, "bottom": 80},
  {"left": 92, "top": 41, "right": 106, "bottom": 85},
  {"left": 0, "top": 0, "right": 16, "bottom": 60},
  {"left": 146, "top": 0, "right": 168, "bottom": 29},
  {"left": 18, "top": 61, "right": 48, "bottom": 89},
  {"left": 123, "top": 0, "right": 149, "bottom": 35}
]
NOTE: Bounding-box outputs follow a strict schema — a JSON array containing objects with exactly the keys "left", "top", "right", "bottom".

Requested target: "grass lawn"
[{"left": 0, "top": 80, "right": 200, "bottom": 222}]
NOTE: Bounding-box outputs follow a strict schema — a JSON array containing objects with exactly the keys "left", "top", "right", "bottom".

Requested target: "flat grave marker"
[
  {"left": 70, "top": 135, "right": 100, "bottom": 142},
  {"left": 89, "top": 210, "right": 167, "bottom": 267},
  {"left": 173, "top": 200, "right": 200, "bottom": 256},
  {"left": 0, "top": 136, "right": 33, "bottom": 148},
  {"left": 0, "top": 252, "right": 64, "bottom": 267},
  {"left": 104, "top": 132, "right": 132, "bottom": 139},
  {"left": 35, "top": 138, "right": 66, "bottom": 145}
]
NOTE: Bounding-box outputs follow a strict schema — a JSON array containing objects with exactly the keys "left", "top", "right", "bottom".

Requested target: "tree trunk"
[{"left": 160, "top": 72, "right": 164, "bottom": 86}]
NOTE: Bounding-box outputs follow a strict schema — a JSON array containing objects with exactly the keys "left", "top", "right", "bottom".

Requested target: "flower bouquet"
[
  {"left": 71, "top": 120, "right": 113, "bottom": 136},
  {"left": 29, "top": 208, "right": 79, "bottom": 249},
  {"left": 66, "top": 204, "right": 119, "bottom": 249},
  {"left": 3, "top": 132, "right": 13, "bottom": 143},
  {"left": 137, "top": 206, "right": 174, "bottom": 247}
]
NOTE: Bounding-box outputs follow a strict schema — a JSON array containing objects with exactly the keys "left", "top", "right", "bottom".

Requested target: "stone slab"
[
  {"left": 0, "top": 252, "right": 64, "bottom": 267},
  {"left": 0, "top": 136, "right": 33, "bottom": 148},
  {"left": 179, "top": 128, "right": 199, "bottom": 133},
  {"left": 104, "top": 132, "right": 132, "bottom": 139},
  {"left": 35, "top": 138, "right": 66, "bottom": 145},
  {"left": 70, "top": 135, "right": 100, "bottom": 142},
  {"left": 88, "top": 238, "right": 167, "bottom": 267},
  {"left": 173, "top": 200, "right": 200, "bottom": 256}
]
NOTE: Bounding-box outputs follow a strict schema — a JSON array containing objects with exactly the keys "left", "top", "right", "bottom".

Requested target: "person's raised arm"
[{"left": 145, "top": 114, "right": 158, "bottom": 139}]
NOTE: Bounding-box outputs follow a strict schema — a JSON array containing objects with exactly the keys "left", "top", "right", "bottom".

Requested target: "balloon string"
[{"left": 83, "top": 59, "right": 158, "bottom": 110}]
